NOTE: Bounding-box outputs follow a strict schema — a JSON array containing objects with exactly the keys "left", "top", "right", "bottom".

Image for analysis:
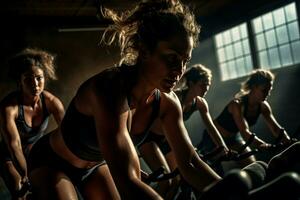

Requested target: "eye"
[
  {"left": 36, "top": 76, "right": 44, "bottom": 81},
  {"left": 23, "top": 76, "right": 32, "bottom": 83}
]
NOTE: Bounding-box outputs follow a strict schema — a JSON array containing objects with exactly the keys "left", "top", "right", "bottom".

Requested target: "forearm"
[
  {"left": 10, "top": 146, "right": 27, "bottom": 178},
  {"left": 242, "top": 132, "right": 267, "bottom": 148},
  {"left": 207, "top": 127, "right": 227, "bottom": 149},
  {"left": 179, "top": 154, "right": 221, "bottom": 192},
  {"left": 275, "top": 128, "right": 290, "bottom": 142}
]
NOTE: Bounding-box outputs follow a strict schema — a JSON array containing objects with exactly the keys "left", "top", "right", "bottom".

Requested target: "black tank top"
[
  {"left": 16, "top": 92, "right": 50, "bottom": 146},
  {"left": 215, "top": 95, "right": 261, "bottom": 133},
  {"left": 183, "top": 97, "right": 197, "bottom": 121}
]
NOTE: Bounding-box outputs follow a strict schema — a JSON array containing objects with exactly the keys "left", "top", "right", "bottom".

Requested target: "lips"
[{"left": 31, "top": 89, "right": 40, "bottom": 95}]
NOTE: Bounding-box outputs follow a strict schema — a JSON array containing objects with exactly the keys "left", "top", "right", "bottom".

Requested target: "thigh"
[
  {"left": 29, "top": 166, "right": 78, "bottom": 200},
  {"left": 81, "top": 164, "right": 120, "bottom": 200}
]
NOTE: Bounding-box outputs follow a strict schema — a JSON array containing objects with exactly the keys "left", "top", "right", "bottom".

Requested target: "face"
[
  {"left": 142, "top": 34, "right": 193, "bottom": 93},
  {"left": 192, "top": 79, "right": 211, "bottom": 97},
  {"left": 252, "top": 82, "right": 273, "bottom": 101},
  {"left": 20, "top": 66, "right": 45, "bottom": 97}
]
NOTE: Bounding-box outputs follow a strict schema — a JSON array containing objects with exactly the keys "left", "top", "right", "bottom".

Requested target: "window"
[
  {"left": 214, "top": 2, "right": 300, "bottom": 81},
  {"left": 215, "top": 23, "right": 253, "bottom": 81},
  {"left": 253, "top": 2, "right": 300, "bottom": 69}
]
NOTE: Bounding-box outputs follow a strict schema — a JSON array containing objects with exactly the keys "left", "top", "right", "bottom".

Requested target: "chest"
[
  {"left": 20, "top": 105, "right": 45, "bottom": 128},
  {"left": 243, "top": 104, "right": 261, "bottom": 122},
  {"left": 127, "top": 102, "right": 155, "bottom": 135}
]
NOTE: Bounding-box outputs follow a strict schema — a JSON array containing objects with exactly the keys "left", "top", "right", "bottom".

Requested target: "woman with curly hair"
[{"left": 0, "top": 48, "right": 65, "bottom": 199}]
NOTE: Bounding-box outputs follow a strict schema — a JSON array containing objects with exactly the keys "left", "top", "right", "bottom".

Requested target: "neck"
[
  {"left": 183, "top": 87, "right": 199, "bottom": 106},
  {"left": 128, "top": 66, "right": 156, "bottom": 108},
  {"left": 246, "top": 93, "right": 260, "bottom": 106},
  {"left": 21, "top": 92, "right": 40, "bottom": 109}
]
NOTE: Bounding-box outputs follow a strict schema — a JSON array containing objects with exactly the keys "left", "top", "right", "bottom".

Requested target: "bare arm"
[
  {"left": 0, "top": 105, "right": 27, "bottom": 180},
  {"left": 196, "top": 97, "right": 228, "bottom": 150},
  {"left": 89, "top": 88, "right": 162, "bottom": 200},
  {"left": 230, "top": 100, "right": 269, "bottom": 148},
  {"left": 161, "top": 92, "right": 221, "bottom": 192},
  {"left": 261, "top": 101, "right": 290, "bottom": 143},
  {"left": 44, "top": 91, "right": 65, "bottom": 124}
]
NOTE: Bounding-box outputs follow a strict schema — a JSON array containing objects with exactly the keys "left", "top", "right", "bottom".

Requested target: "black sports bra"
[
  {"left": 215, "top": 95, "right": 261, "bottom": 133},
  {"left": 61, "top": 88, "right": 161, "bottom": 162}
]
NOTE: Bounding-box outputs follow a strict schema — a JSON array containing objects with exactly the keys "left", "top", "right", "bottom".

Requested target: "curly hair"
[
  {"left": 176, "top": 64, "right": 212, "bottom": 90},
  {"left": 8, "top": 48, "right": 57, "bottom": 82},
  {"left": 235, "top": 69, "right": 275, "bottom": 98},
  {"left": 101, "top": 0, "right": 200, "bottom": 65}
]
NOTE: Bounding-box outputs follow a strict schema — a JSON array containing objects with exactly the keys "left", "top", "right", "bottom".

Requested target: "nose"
[
  {"left": 171, "top": 61, "right": 186, "bottom": 77},
  {"left": 30, "top": 77, "right": 38, "bottom": 88}
]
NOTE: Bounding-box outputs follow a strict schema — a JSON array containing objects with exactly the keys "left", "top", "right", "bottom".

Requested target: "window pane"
[
  {"left": 253, "top": 17, "right": 263, "bottom": 33},
  {"left": 288, "top": 22, "right": 300, "bottom": 41},
  {"left": 231, "top": 27, "right": 241, "bottom": 42},
  {"left": 269, "top": 48, "right": 281, "bottom": 68},
  {"left": 279, "top": 44, "right": 293, "bottom": 66},
  {"left": 217, "top": 48, "right": 226, "bottom": 62},
  {"left": 266, "top": 30, "right": 277, "bottom": 48},
  {"left": 233, "top": 42, "right": 243, "bottom": 57},
  {"left": 228, "top": 60, "right": 237, "bottom": 79},
  {"left": 236, "top": 57, "right": 245, "bottom": 75},
  {"left": 259, "top": 50, "right": 269, "bottom": 67},
  {"left": 262, "top": 13, "right": 274, "bottom": 30},
  {"left": 220, "top": 63, "right": 229, "bottom": 80},
  {"left": 276, "top": 26, "right": 289, "bottom": 45},
  {"left": 240, "top": 23, "right": 248, "bottom": 38},
  {"left": 273, "top": 8, "right": 286, "bottom": 26},
  {"left": 225, "top": 45, "right": 234, "bottom": 60},
  {"left": 291, "top": 41, "right": 300, "bottom": 63},
  {"left": 215, "top": 34, "right": 223, "bottom": 48},
  {"left": 256, "top": 33, "right": 267, "bottom": 50},
  {"left": 242, "top": 39, "right": 250, "bottom": 54},
  {"left": 215, "top": 23, "right": 253, "bottom": 81},
  {"left": 285, "top": 3, "right": 297, "bottom": 22},
  {"left": 224, "top": 30, "right": 232, "bottom": 45},
  {"left": 245, "top": 55, "right": 253, "bottom": 73}
]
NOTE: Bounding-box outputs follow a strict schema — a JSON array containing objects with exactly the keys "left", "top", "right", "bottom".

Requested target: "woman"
[
  {"left": 27, "top": 0, "right": 221, "bottom": 199},
  {"left": 176, "top": 64, "right": 229, "bottom": 154},
  {"left": 137, "top": 64, "right": 229, "bottom": 198},
  {"left": 213, "top": 69, "right": 291, "bottom": 167},
  {"left": 0, "top": 48, "right": 65, "bottom": 199}
]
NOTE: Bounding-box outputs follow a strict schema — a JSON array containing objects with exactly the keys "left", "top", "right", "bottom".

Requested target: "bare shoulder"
[
  {"left": 228, "top": 98, "right": 242, "bottom": 113},
  {"left": 42, "top": 90, "right": 64, "bottom": 113},
  {"left": 0, "top": 92, "right": 19, "bottom": 118},
  {"left": 195, "top": 96, "right": 209, "bottom": 112},
  {"left": 161, "top": 91, "right": 180, "bottom": 104},
  {"left": 160, "top": 91, "right": 182, "bottom": 115},
  {"left": 0, "top": 92, "right": 19, "bottom": 109},
  {"left": 261, "top": 100, "right": 271, "bottom": 112},
  {"left": 195, "top": 96, "right": 207, "bottom": 106},
  {"left": 42, "top": 90, "right": 61, "bottom": 102},
  {"left": 75, "top": 67, "right": 128, "bottom": 115}
]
